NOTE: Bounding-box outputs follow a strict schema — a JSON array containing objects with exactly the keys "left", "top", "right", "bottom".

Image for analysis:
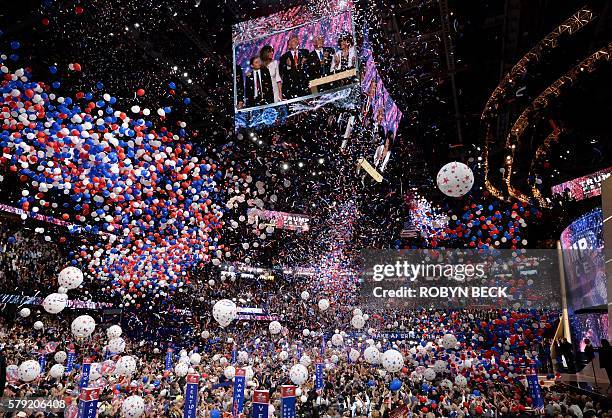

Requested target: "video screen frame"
[{"left": 232, "top": 6, "right": 360, "bottom": 114}]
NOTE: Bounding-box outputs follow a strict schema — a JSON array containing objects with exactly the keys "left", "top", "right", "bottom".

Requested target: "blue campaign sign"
[
  {"left": 66, "top": 349, "right": 76, "bottom": 374},
  {"left": 38, "top": 353, "right": 46, "bottom": 372},
  {"left": 527, "top": 369, "right": 544, "bottom": 410},
  {"left": 165, "top": 348, "right": 174, "bottom": 371},
  {"left": 232, "top": 347, "right": 238, "bottom": 364},
  {"left": 232, "top": 368, "right": 246, "bottom": 417},
  {"left": 183, "top": 373, "right": 200, "bottom": 418},
  {"left": 252, "top": 390, "right": 270, "bottom": 418},
  {"left": 77, "top": 387, "right": 101, "bottom": 418},
  {"left": 79, "top": 358, "right": 92, "bottom": 390},
  {"left": 281, "top": 385, "right": 296, "bottom": 418},
  {"left": 315, "top": 363, "right": 324, "bottom": 390}
]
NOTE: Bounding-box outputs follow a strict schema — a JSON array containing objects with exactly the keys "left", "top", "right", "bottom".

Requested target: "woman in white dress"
[
  {"left": 330, "top": 34, "right": 357, "bottom": 73},
  {"left": 260, "top": 45, "right": 283, "bottom": 103}
]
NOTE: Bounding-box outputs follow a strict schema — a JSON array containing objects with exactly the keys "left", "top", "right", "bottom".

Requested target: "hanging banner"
[
  {"left": 280, "top": 385, "right": 296, "bottom": 418},
  {"left": 552, "top": 166, "right": 612, "bottom": 201},
  {"left": 527, "top": 367, "right": 545, "bottom": 413},
  {"left": 77, "top": 387, "right": 101, "bottom": 418},
  {"left": 315, "top": 362, "right": 324, "bottom": 390},
  {"left": 66, "top": 349, "right": 76, "bottom": 374},
  {"left": 232, "top": 368, "right": 246, "bottom": 418},
  {"left": 247, "top": 208, "right": 311, "bottom": 232},
  {"left": 165, "top": 348, "right": 174, "bottom": 371},
  {"left": 252, "top": 390, "right": 270, "bottom": 418},
  {"left": 183, "top": 373, "right": 200, "bottom": 418},
  {"left": 79, "top": 358, "right": 92, "bottom": 390}
]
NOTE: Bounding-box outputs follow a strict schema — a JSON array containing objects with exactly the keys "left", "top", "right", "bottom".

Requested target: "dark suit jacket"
[
  {"left": 308, "top": 47, "right": 334, "bottom": 78},
  {"left": 245, "top": 67, "right": 274, "bottom": 107},
  {"left": 279, "top": 48, "right": 310, "bottom": 98}
]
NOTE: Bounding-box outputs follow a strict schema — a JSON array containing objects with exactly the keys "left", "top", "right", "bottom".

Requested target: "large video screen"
[{"left": 233, "top": 0, "right": 360, "bottom": 130}]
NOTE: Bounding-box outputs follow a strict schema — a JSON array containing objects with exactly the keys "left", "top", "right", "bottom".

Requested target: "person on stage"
[
  {"left": 259, "top": 45, "right": 283, "bottom": 103},
  {"left": 331, "top": 34, "right": 357, "bottom": 73},
  {"left": 235, "top": 64, "right": 245, "bottom": 110},
  {"left": 245, "top": 56, "right": 274, "bottom": 108},
  {"left": 279, "top": 35, "right": 310, "bottom": 98},
  {"left": 309, "top": 35, "right": 334, "bottom": 79}
]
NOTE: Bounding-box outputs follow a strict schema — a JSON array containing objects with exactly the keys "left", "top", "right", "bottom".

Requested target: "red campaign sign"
[
  {"left": 235, "top": 368, "right": 246, "bottom": 377},
  {"left": 253, "top": 390, "right": 270, "bottom": 404},
  {"left": 187, "top": 373, "right": 200, "bottom": 384},
  {"left": 80, "top": 387, "right": 101, "bottom": 402},
  {"left": 281, "top": 385, "right": 296, "bottom": 398},
  {"left": 82, "top": 357, "right": 92, "bottom": 365}
]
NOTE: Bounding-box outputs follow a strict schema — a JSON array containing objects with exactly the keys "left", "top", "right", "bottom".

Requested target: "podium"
[{"left": 309, "top": 68, "right": 357, "bottom": 93}]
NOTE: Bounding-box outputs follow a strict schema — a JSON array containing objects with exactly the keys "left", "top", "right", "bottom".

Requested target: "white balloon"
[
  {"left": 212, "top": 299, "right": 238, "bottom": 328},
  {"left": 71, "top": 315, "right": 96, "bottom": 338},
  {"left": 318, "top": 299, "right": 330, "bottom": 311},
  {"left": 349, "top": 348, "right": 360, "bottom": 362},
  {"left": 424, "top": 368, "right": 436, "bottom": 381},
  {"left": 238, "top": 351, "right": 249, "bottom": 364},
  {"left": 436, "top": 162, "right": 474, "bottom": 197},
  {"left": 174, "top": 362, "right": 189, "bottom": 377},
  {"left": 300, "top": 291, "right": 309, "bottom": 300},
  {"left": 201, "top": 330, "right": 210, "bottom": 339},
  {"left": 269, "top": 321, "right": 282, "bottom": 335},
  {"left": 122, "top": 395, "right": 145, "bottom": 418},
  {"left": 49, "top": 364, "right": 64, "bottom": 379},
  {"left": 331, "top": 333, "right": 344, "bottom": 347},
  {"left": 364, "top": 346, "right": 380, "bottom": 365},
  {"left": 381, "top": 349, "right": 404, "bottom": 373},
  {"left": 54, "top": 351, "right": 67, "bottom": 363},
  {"left": 19, "top": 307, "right": 31, "bottom": 318},
  {"left": 302, "top": 329, "right": 310, "bottom": 337},
  {"left": 454, "top": 374, "right": 467, "bottom": 387},
  {"left": 278, "top": 351, "right": 288, "bottom": 361},
  {"left": 300, "top": 355, "right": 311, "bottom": 367},
  {"left": 18, "top": 360, "right": 41, "bottom": 382},
  {"left": 289, "top": 364, "right": 308, "bottom": 385},
  {"left": 33, "top": 321, "right": 44, "bottom": 330},
  {"left": 107, "top": 325, "right": 122, "bottom": 339},
  {"left": 115, "top": 356, "right": 136, "bottom": 376},
  {"left": 441, "top": 333, "right": 458, "bottom": 350},
  {"left": 351, "top": 315, "right": 365, "bottom": 329},
  {"left": 353, "top": 308, "right": 362, "bottom": 317},
  {"left": 58, "top": 266, "right": 84, "bottom": 289},
  {"left": 224, "top": 365, "right": 236, "bottom": 379},
  {"left": 43, "top": 293, "right": 68, "bottom": 314},
  {"left": 108, "top": 337, "right": 126, "bottom": 354},
  {"left": 190, "top": 353, "right": 201, "bottom": 365}
]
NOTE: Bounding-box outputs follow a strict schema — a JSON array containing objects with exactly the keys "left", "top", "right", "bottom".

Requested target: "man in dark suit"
[
  {"left": 245, "top": 56, "right": 274, "bottom": 107},
  {"left": 279, "top": 35, "right": 310, "bottom": 98},
  {"left": 308, "top": 35, "right": 334, "bottom": 79}
]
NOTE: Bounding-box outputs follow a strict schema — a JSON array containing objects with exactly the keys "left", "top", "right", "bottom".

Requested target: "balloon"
[
  {"left": 210, "top": 410, "right": 221, "bottom": 418},
  {"left": 19, "top": 360, "right": 41, "bottom": 382},
  {"left": 424, "top": 368, "right": 436, "bottom": 381},
  {"left": 433, "top": 360, "right": 447, "bottom": 373},
  {"left": 436, "top": 162, "right": 474, "bottom": 197},
  {"left": 237, "top": 351, "right": 248, "bottom": 364},
  {"left": 43, "top": 293, "right": 68, "bottom": 314},
  {"left": 58, "top": 266, "right": 84, "bottom": 289},
  {"left": 54, "top": 351, "right": 67, "bottom": 363},
  {"left": 269, "top": 321, "right": 282, "bottom": 335},
  {"left": 212, "top": 299, "right": 238, "bottom": 328},
  {"left": 353, "top": 308, "right": 363, "bottom": 316},
  {"left": 302, "top": 329, "right": 310, "bottom": 337},
  {"left": 107, "top": 325, "right": 122, "bottom": 339},
  {"left": 440, "top": 379, "right": 453, "bottom": 389},
  {"left": 442, "top": 333, "right": 457, "bottom": 350},
  {"left": 351, "top": 315, "right": 365, "bottom": 329},
  {"left": 122, "top": 395, "right": 145, "bottom": 418},
  {"left": 174, "top": 362, "right": 189, "bottom": 377},
  {"left": 349, "top": 348, "right": 360, "bottom": 362},
  {"left": 300, "top": 291, "right": 309, "bottom": 300},
  {"left": 289, "top": 364, "right": 308, "bottom": 385},
  {"left": 300, "top": 355, "right": 311, "bottom": 367},
  {"left": 279, "top": 351, "right": 288, "bottom": 361},
  {"left": 201, "top": 330, "right": 210, "bottom": 339},
  {"left": 224, "top": 365, "right": 236, "bottom": 379},
  {"left": 364, "top": 346, "right": 381, "bottom": 365},
  {"left": 33, "top": 321, "right": 44, "bottom": 330},
  {"left": 244, "top": 366, "right": 254, "bottom": 381},
  {"left": 389, "top": 378, "right": 402, "bottom": 391},
  {"left": 331, "top": 333, "right": 343, "bottom": 347},
  {"left": 108, "top": 337, "right": 126, "bottom": 354},
  {"left": 454, "top": 375, "right": 467, "bottom": 387},
  {"left": 115, "top": 356, "right": 136, "bottom": 376},
  {"left": 190, "top": 353, "right": 201, "bottom": 365},
  {"left": 71, "top": 315, "right": 96, "bottom": 338},
  {"left": 19, "top": 308, "right": 31, "bottom": 318},
  {"left": 49, "top": 364, "right": 64, "bottom": 379},
  {"left": 300, "top": 395, "right": 307, "bottom": 402},
  {"left": 381, "top": 349, "right": 404, "bottom": 372},
  {"left": 318, "top": 299, "right": 330, "bottom": 311}
]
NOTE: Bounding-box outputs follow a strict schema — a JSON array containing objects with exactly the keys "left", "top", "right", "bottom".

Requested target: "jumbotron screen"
[{"left": 232, "top": 0, "right": 360, "bottom": 130}]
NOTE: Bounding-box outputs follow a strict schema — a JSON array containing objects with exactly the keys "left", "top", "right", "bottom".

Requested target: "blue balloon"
[
  {"left": 389, "top": 379, "right": 402, "bottom": 391},
  {"left": 210, "top": 410, "right": 221, "bottom": 418}
]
